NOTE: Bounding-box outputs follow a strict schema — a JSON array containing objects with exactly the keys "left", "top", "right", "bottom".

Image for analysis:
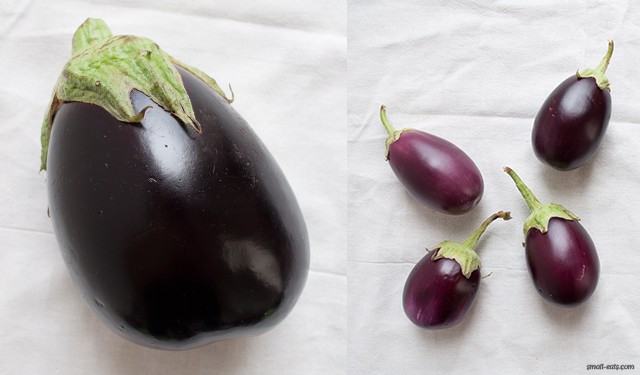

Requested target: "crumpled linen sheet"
[
  {"left": 0, "top": 1, "right": 346, "bottom": 374},
  {"left": 348, "top": 1, "right": 640, "bottom": 374}
]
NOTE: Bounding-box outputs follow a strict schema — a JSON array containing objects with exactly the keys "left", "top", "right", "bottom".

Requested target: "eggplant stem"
[
  {"left": 503, "top": 166, "right": 542, "bottom": 212},
  {"left": 577, "top": 40, "right": 614, "bottom": 90},
  {"left": 379, "top": 105, "right": 397, "bottom": 137},
  {"left": 462, "top": 210, "right": 512, "bottom": 250},
  {"left": 594, "top": 39, "right": 614, "bottom": 75}
]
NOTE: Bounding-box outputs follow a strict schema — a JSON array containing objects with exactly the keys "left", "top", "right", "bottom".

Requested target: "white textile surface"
[
  {"left": 0, "top": 1, "right": 346, "bottom": 374},
  {"left": 349, "top": 1, "right": 640, "bottom": 374}
]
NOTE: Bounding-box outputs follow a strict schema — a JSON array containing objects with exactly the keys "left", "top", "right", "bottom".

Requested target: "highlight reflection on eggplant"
[
  {"left": 42, "top": 18, "right": 309, "bottom": 350},
  {"left": 532, "top": 41, "right": 613, "bottom": 171},
  {"left": 503, "top": 167, "right": 599, "bottom": 306}
]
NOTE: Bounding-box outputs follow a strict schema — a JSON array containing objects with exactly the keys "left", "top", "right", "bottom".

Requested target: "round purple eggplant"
[
  {"left": 41, "top": 19, "right": 309, "bottom": 350},
  {"left": 503, "top": 167, "right": 599, "bottom": 306},
  {"left": 532, "top": 41, "right": 613, "bottom": 171},
  {"left": 403, "top": 211, "right": 511, "bottom": 328},
  {"left": 380, "top": 106, "right": 484, "bottom": 215}
]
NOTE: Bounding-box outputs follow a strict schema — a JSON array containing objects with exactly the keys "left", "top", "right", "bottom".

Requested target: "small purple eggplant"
[
  {"left": 379, "top": 106, "right": 484, "bottom": 215},
  {"left": 504, "top": 167, "right": 599, "bottom": 306},
  {"left": 532, "top": 41, "right": 613, "bottom": 171},
  {"left": 403, "top": 211, "right": 511, "bottom": 328}
]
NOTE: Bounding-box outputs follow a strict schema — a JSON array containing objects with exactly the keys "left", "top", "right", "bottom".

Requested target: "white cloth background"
[
  {"left": 0, "top": 1, "right": 346, "bottom": 374},
  {"left": 349, "top": 1, "right": 640, "bottom": 374}
]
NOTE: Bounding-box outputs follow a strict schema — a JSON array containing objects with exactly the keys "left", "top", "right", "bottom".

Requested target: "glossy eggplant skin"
[
  {"left": 532, "top": 75, "right": 611, "bottom": 171},
  {"left": 525, "top": 218, "right": 599, "bottom": 306},
  {"left": 402, "top": 252, "right": 480, "bottom": 329},
  {"left": 46, "top": 66, "right": 309, "bottom": 350},
  {"left": 389, "top": 131, "right": 484, "bottom": 215}
]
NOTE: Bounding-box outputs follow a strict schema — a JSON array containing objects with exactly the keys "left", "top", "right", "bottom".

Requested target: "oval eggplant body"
[
  {"left": 532, "top": 76, "right": 611, "bottom": 171},
  {"left": 403, "top": 252, "right": 480, "bottom": 328},
  {"left": 525, "top": 218, "right": 599, "bottom": 306},
  {"left": 47, "top": 67, "right": 310, "bottom": 350},
  {"left": 389, "top": 131, "right": 483, "bottom": 215}
]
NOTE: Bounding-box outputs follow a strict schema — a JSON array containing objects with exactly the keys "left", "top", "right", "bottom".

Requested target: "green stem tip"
[
  {"left": 578, "top": 40, "right": 614, "bottom": 90},
  {"left": 72, "top": 18, "right": 113, "bottom": 55},
  {"left": 379, "top": 105, "right": 396, "bottom": 137},
  {"left": 462, "top": 210, "right": 512, "bottom": 249},
  {"left": 379, "top": 105, "right": 411, "bottom": 160},
  {"left": 593, "top": 39, "right": 614, "bottom": 75},
  {"left": 503, "top": 166, "right": 542, "bottom": 212}
]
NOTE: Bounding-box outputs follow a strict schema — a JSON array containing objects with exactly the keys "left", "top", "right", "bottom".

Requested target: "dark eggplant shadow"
[
  {"left": 536, "top": 145, "right": 602, "bottom": 198},
  {"left": 536, "top": 290, "right": 594, "bottom": 330},
  {"left": 47, "top": 270, "right": 251, "bottom": 374},
  {"left": 94, "top": 325, "right": 252, "bottom": 374},
  {"left": 398, "top": 189, "right": 488, "bottom": 241}
]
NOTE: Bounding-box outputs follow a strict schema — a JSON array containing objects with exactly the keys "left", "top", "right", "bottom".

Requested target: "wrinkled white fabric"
[
  {"left": 0, "top": 1, "right": 346, "bottom": 374},
  {"left": 349, "top": 0, "right": 640, "bottom": 373}
]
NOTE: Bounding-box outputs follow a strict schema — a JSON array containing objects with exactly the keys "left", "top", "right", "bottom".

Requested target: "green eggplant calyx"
[
  {"left": 524, "top": 203, "right": 580, "bottom": 235},
  {"left": 431, "top": 241, "right": 482, "bottom": 279},
  {"left": 577, "top": 40, "right": 614, "bottom": 91},
  {"left": 431, "top": 210, "right": 511, "bottom": 278},
  {"left": 40, "top": 18, "right": 233, "bottom": 171}
]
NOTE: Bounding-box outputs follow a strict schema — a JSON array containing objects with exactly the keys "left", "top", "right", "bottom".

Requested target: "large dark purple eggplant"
[
  {"left": 503, "top": 167, "right": 599, "bottom": 306},
  {"left": 532, "top": 41, "right": 613, "bottom": 171},
  {"left": 379, "top": 106, "right": 484, "bottom": 215},
  {"left": 403, "top": 211, "right": 511, "bottom": 329},
  {"left": 41, "top": 19, "right": 309, "bottom": 350}
]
